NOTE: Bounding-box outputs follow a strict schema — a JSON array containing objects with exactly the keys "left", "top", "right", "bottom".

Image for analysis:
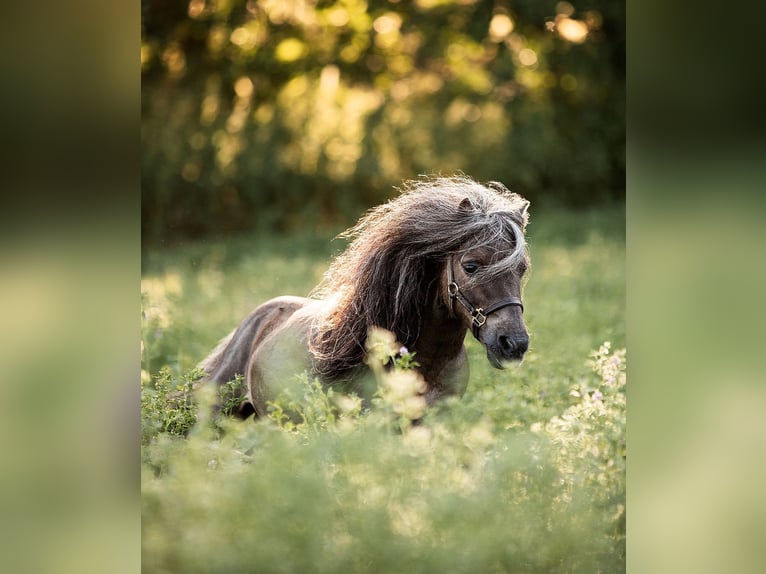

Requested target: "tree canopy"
[{"left": 141, "top": 0, "right": 624, "bottom": 242}]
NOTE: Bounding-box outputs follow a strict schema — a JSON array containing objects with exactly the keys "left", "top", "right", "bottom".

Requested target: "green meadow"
[{"left": 141, "top": 204, "right": 625, "bottom": 573}]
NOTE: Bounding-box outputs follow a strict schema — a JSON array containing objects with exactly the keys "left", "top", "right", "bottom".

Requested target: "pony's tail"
[{"left": 198, "top": 316, "right": 260, "bottom": 419}]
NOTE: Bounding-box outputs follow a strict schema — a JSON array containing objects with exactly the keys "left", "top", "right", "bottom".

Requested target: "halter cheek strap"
[{"left": 447, "top": 259, "right": 524, "bottom": 340}]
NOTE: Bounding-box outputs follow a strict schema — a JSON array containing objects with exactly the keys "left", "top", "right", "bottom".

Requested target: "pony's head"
[
  {"left": 310, "top": 175, "right": 530, "bottom": 379},
  {"left": 439, "top": 181, "right": 530, "bottom": 368}
]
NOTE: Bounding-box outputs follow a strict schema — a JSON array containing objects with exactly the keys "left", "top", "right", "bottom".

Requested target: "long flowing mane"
[{"left": 308, "top": 176, "right": 530, "bottom": 381}]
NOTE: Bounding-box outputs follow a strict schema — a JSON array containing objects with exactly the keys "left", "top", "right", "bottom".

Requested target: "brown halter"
[{"left": 447, "top": 257, "right": 524, "bottom": 340}]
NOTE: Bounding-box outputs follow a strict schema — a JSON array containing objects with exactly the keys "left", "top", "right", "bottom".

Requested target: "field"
[{"left": 141, "top": 204, "right": 625, "bottom": 573}]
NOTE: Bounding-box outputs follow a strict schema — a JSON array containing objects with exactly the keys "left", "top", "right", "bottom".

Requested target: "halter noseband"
[{"left": 447, "top": 257, "right": 524, "bottom": 340}]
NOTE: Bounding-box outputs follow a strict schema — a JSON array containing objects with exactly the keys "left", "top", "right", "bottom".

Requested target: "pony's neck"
[{"left": 410, "top": 296, "right": 467, "bottom": 387}]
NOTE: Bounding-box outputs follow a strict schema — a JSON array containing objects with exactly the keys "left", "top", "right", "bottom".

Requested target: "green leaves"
[
  {"left": 140, "top": 367, "right": 247, "bottom": 445},
  {"left": 141, "top": 341, "right": 626, "bottom": 572}
]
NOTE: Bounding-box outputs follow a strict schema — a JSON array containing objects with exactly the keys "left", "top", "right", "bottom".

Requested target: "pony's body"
[
  {"left": 201, "top": 177, "right": 530, "bottom": 418},
  {"left": 202, "top": 294, "right": 470, "bottom": 416}
]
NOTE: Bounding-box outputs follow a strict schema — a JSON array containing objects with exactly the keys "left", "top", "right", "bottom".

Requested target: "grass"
[{"left": 141, "top": 204, "right": 625, "bottom": 573}]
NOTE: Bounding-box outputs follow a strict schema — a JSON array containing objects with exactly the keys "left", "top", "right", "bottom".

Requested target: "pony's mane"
[{"left": 308, "top": 175, "right": 530, "bottom": 381}]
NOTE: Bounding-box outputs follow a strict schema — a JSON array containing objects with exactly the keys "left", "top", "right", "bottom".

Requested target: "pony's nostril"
[{"left": 498, "top": 335, "right": 528, "bottom": 358}]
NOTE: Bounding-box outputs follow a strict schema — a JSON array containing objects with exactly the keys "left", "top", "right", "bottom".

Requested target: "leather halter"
[{"left": 447, "top": 257, "right": 524, "bottom": 340}]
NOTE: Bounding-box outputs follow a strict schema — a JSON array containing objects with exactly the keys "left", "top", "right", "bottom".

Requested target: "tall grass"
[{"left": 141, "top": 205, "right": 625, "bottom": 572}]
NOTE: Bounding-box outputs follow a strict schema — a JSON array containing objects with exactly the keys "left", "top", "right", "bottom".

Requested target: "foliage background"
[{"left": 141, "top": 0, "right": 624, "bottom": 243}]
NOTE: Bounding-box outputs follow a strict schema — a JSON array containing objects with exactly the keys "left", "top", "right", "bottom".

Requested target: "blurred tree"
[{"left": 142, "top": 0, "right": 624, "bottom": 243}]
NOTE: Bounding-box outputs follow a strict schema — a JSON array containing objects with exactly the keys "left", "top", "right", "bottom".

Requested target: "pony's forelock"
[
  {"left": 407, "top": 175, "right": 530, "bottom": 284},
  {"left": 457, "top": 209, "right": 529, "bottom": 286}
]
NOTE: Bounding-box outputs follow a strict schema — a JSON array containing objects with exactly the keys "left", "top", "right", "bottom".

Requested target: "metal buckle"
[
  {"left": 448, "top": 282, "right": 459, "bottom": 297},
  {"left": 472, "top": 309, "right": 487, "bottom": 327}
]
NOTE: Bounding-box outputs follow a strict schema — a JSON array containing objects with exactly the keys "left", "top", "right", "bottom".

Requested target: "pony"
[{"left": 201, "top": 176, "right": 530, "bottom": 418}]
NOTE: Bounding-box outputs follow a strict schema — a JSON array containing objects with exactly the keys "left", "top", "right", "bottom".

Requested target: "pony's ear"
[
  {"left": 459, "top": 197, "right": 475, "bottom": 211},
  {"left": 517, "top": 199, "right": 530, "bottom": 229},
  {"left": 519, "top": 199, "right": 529, "bottom": 219}
]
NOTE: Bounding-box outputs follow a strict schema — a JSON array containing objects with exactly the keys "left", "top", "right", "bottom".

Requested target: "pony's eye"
[{"left": 462, "top": 262, "right": 480, "bottom": 274}]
